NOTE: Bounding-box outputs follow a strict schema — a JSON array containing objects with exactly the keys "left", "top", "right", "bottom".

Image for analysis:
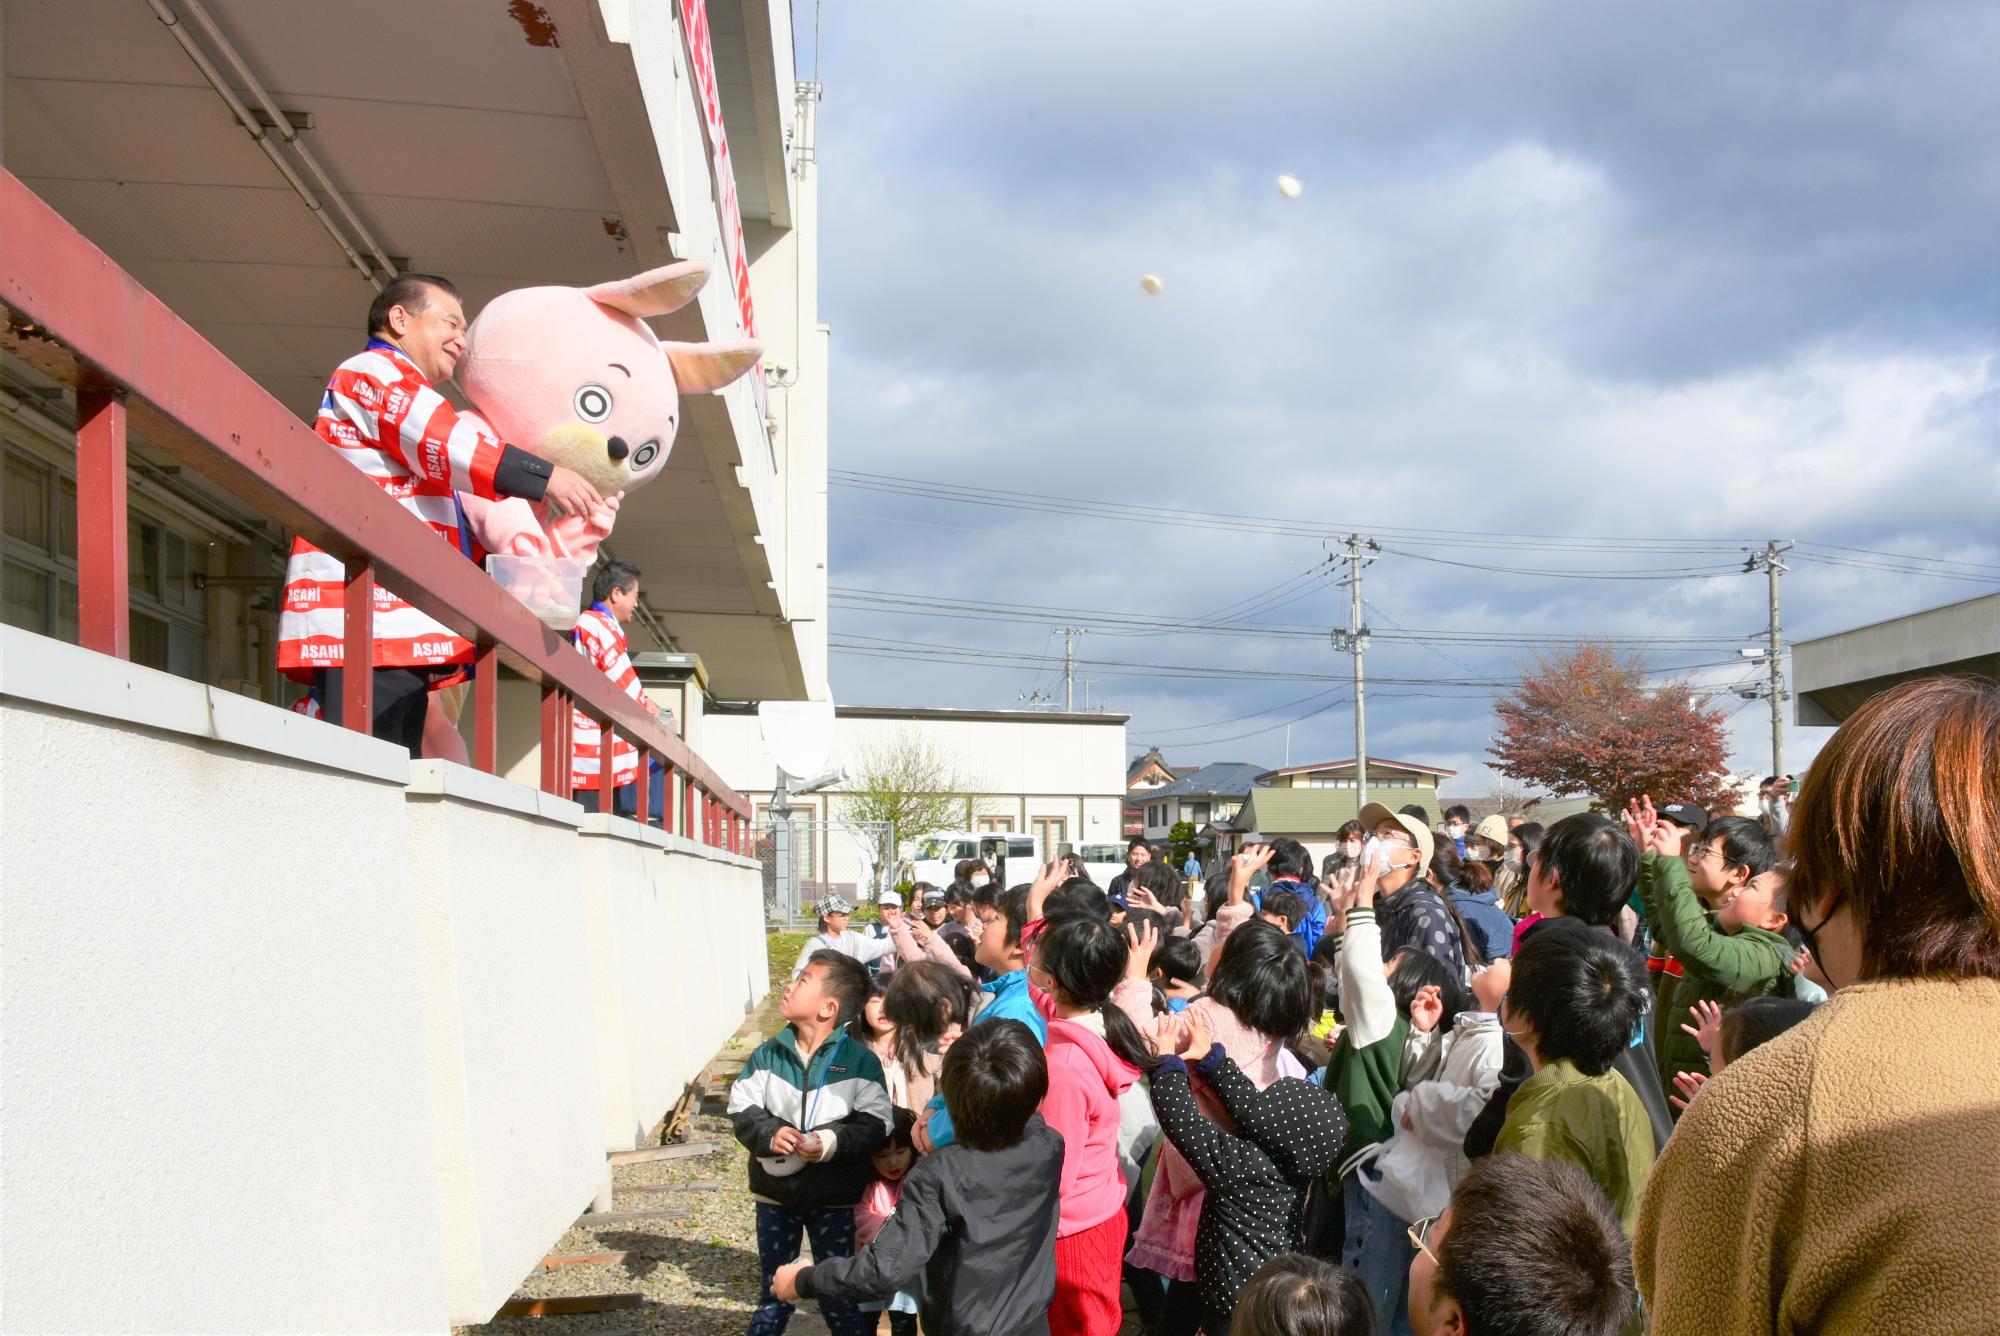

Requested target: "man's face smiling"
[{"left": 388, "top": 285, "right": 468, "bottom": 383}]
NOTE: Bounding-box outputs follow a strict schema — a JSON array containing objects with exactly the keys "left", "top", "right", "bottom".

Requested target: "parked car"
[{"left": 902, "top": 830, "right": 1036, "bottom": 889}]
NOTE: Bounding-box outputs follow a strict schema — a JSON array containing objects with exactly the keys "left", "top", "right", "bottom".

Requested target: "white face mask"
[
  {"left": 1342, "top": 842, "right": 1363, "bottom": 858},
  {"left": 969, "top": 873, "right": 990, "bottom": 887},
  {"left": 1447, "top": 823, "right": 1468, "bottom": 838}
]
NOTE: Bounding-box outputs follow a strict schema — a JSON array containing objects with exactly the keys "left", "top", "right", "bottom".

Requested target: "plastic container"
[{"left": 486, "top": 554, "right": 591, "bottom": 631}]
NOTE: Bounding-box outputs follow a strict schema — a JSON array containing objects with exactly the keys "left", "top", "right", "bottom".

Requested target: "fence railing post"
[
  {"left": 540, "top": 682, "right": 563, "bottom": 795},
  {"left": 341, "top": 558, "right": 374, "bottom": 733},
  {"left": 74, "top": 379, "right": 130, "bottom": 660},
  {"left": 474, "top": 640, "right": 498, "bottom": 772}
]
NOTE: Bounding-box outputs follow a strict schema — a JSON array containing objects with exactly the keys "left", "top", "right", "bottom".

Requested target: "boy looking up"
[
  {"left": 774, "top": 1020, "right": 1065, "bottom": 1336},
  {"left": 1624, "top": 800, "right": 1792, "bottom": 1095},
  {"left": 917, "top": 883, "right": 1050, "bottom": 1152},
  {"left": 729, "top": 950, "right": 894, "bottom": 1336},
  {"left": 1494, "top": 920, "right": 1656, "bottom": 1233}
]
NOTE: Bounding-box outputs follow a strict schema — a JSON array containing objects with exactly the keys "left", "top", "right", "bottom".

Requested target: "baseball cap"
[
  {"left": 877, "top": 890, "right": 904, "bottom": 910},
  {"left": 1473, "top": 815, "right": 1510, "bottom": 848},
  {"left": 1358, "top": 802, "right": 1435, "bottom": 866},
  {"left": 815, "top": 894, "right": 854, "bottom": 917},
  {"left": 920, "top": 888, "right": 948, "bottom": 908},
  {"left": 1657, "top": 802, "right": 1708, "bottom": 832}
]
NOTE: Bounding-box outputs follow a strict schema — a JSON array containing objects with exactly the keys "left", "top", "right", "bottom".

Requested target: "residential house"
[
  {"left": 1238, "top": 757, "right": 1459, "bottom": 868},
  {"left": 1123, "top": 747, "right": 1179, "bottom": 834},
  {"left": 1133, "top": 761, "right": 1268, "bottom": 850}
]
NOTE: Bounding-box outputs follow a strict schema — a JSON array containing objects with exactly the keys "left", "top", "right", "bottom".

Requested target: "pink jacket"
[{"left": 1034, "top": 987, "right": 1142, "bottom": 1238}]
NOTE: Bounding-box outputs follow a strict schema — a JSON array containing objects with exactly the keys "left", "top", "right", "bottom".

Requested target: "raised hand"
[
  {"left": 1409, "top": 983, "right": 1446, "bottom": 1034},
  {"left": 1183, "top": 1005, "right": 1216, "bottom": 1061},
  {"left": 1125, "top": 918, "right": 1161, "bottom": 981},
  {"left": 1229, "top": 846, "right": 1274, "bottom": 903},
  {"left": 1669, "top": 1070, "right": 1709, "bottom": 1111},
  {"left": 1681, "top": 999, "right": 1725, "bottom": 1067}
]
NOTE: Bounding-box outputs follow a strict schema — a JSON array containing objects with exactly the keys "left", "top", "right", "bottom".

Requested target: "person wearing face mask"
[
  {"left": 1440, "top": 807, "right": 1474, "bottom": 860},
  {"left": 1636, "top": 678, "right": 2000, "bottom": 1336},
  {"left": 1358, "top": 804, "right": 1469, "bottom": 982},
  {"left": 1320, "top": 822, "right": 1368, "bottom": 903}
]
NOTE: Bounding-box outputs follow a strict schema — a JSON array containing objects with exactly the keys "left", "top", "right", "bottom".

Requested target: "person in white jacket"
[
  {"left": 789, "top": 894, "right": 898, "bottom": 981},
  {"left": 1334, "top": 858, "right": 1505, "bottom": 1336}
]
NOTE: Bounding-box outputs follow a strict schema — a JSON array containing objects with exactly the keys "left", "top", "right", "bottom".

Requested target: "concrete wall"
[{"left": 0, "top": 628, "right": 767, "bottom": 1332}]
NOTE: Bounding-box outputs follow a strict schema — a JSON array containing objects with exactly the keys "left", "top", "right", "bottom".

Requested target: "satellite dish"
[{"left": 759, "top": 700, "right": 837, "bottom": 781}]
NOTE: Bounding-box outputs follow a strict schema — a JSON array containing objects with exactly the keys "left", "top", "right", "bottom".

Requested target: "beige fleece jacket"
[{"left": 1635, "top": 976, "right": 2000, "bottom": 1336}]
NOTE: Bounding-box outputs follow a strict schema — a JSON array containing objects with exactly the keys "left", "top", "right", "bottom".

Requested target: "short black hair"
[
  {"left": 366, "top": 272, "right": 459, "bottom": 340},
  {"left": 1535, "top": 813, "right": 1640, "bottom": 926},
  {"left": 1044, "top": 879, "right": 1111, "bottom": 922},
  {"left": 1699, "top": 815, "right": 1780, "bottom": 879},
  {"left": 994, "top": 885, "right": 1032, "bottom": 949},
  {"left": 1135, "top": 858, "right": 1182, "bottom": 905},
  {"left": 939, "top": 1018, "right": 1047, "bottom": 1151},
  {"left": 1152, "top": 935, "right": 1203, "bottom": 987},
  {"left": 1266, "top": 837, "right": 1313, "bottom": 882},
  {"left": 592, "top": 558, "right": 641, "bottom": 605},
  {"left": 1505, "top": 919, "right": 1647, "bottom": 1076},
  {"left": 1209, "top": 920, "right": 1312, "bottom": 1041},
  {"left": 1229, "top": 1252, "right": 1374, "bottom": 1336},
  {"left": 882, "top": 1105, "right": 917, "bottom": 1153},
  {"left": 1432, "top": 1153, "right": 1635, "bottom": 1336},
  {"left": 1390, "top": 948, "right": 1471, "bottom": 1028},
  {"left": 1261, "top": 889, "right": 1308, "bottom": 935},
  {"left": 972, "top": 880, "right": 1004, "bottom": 913},
  {"left": 1127, "top": 834, "right": 1150, "bottom": 852},
  {"left": 1400, "top": 804, "right": 1432, "bottom": 827},
  {"left": 1444, "top": 804, "right": 1472, "bottom": 823},
  {"left": 1124, "top": 908, "right": 1167, "bottom": 941},
  {"left": 1033, "top": 915, "right": 1157, "bottom": 1071},
  {"left": 1719, "top": 996, "right": 1816, "bottom": 1065},
  {"left": 804, "top": 949, "right": 873, "bottom": 1031}
]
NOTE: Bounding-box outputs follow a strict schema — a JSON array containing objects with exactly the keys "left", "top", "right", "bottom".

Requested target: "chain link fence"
[{"left": 759, "top": 814, "right": 897, "bottom": 929}]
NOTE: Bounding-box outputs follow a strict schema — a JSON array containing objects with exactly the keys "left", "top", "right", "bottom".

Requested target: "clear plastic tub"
[{"left": 485, "top": 554, "right": 591, "bottom": 631}]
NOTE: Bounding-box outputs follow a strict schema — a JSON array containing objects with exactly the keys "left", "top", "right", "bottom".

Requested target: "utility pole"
[
  {"left": 1330, "top": 536, "right": 1380, "bottom": 807},
  {"left": 1744, "top": 540, "right": 1794, "bottom": 778},
  {"left": 1058, "top": 626, "right": 1086, "bottom": 712}
]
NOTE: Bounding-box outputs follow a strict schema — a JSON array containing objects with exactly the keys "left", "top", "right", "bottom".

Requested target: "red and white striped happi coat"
[
  {"left": 277, "top": 341, "right": 504, "bottom": 681},
  {"left": 569, "top": 605, "right": 655, "bottom": 791}
]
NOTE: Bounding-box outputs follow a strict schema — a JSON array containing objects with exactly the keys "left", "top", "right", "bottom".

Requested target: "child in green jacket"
[{"left": 1626, "top": 802, "right": 1791, "bottom": 1094}]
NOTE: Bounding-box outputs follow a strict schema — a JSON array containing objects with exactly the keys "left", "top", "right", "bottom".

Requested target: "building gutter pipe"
[{"left": 143, "top": 0, "right": 383, "bottom": 291}]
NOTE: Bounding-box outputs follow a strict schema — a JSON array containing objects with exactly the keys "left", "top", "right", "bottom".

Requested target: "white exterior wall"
[
  {"left": 0, "top": 629, "right": 767, "bottom": 1332},
  {"left": 702, "top": 710, "right": 1128, "bottom": 889}
]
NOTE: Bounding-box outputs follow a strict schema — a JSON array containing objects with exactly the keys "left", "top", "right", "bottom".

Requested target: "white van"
[
  {"left": 904, "top": 830, "right": 1037, "bottom": 889},
  {"left": 1073, "top": 843, "right": 1131, "bottom": 887}
]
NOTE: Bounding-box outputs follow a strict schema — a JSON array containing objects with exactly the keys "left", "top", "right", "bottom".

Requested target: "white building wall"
[
  {"left": 702, "top": 709, "right": 1128, "bottom": 890},
  {"left": 0, "top": 629, "right": 767, "bottom": 1332}
]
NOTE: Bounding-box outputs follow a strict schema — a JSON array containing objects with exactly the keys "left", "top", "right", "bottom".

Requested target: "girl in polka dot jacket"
[{"left": 1146, "top": 1005, "right": 1349, "bottom": 1336}]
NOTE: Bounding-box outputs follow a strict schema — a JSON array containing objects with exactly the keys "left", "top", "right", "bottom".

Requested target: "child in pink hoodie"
[{"left": 1028, "top": 912, "right": 1155, "bottom": 1336}]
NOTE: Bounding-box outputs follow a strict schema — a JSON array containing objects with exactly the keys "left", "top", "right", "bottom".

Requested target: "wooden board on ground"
[
  {"left": 578, "top": 1207, "right": 692, "bottom": 1226},
  {"left": 608, "top": 1140, "right": 717, "bottom": 1166},
  {"left": 620, "top": 1179, "right": 726, "bottom": 1195},
  {"left": 493, "top": 1293, "right": 642, "bottom": 1316},
  {"left": 541, "top": 1251, "right": 635, "bottom": 1270}
]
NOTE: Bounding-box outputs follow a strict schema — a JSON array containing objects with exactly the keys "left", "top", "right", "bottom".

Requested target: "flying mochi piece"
[
  {"left": 1140, "top": 274, "right": 1165, "bottom": 295},
  {"left": 1276, "top": 173, "right": 1304, "bottom": 198}
]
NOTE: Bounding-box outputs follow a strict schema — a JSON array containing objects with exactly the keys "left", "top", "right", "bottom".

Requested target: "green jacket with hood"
[{"left": 1637, "top": 851, "right": 1792, "bottom": 1090}]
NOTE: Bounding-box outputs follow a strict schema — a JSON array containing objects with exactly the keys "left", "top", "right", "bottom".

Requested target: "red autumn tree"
[{"left": 1489, "top": 643, "right": 1734, "bottom": 814}]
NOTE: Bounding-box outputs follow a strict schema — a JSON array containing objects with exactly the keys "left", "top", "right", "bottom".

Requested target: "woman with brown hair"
[{"left": 1634, "top": 676, "right": 2000, "bottom": 1336}]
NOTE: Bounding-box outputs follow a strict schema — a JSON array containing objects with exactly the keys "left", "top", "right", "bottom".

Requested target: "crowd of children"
[{"left": 731, "top": 679, "right": 1998, "bottom": 1336}]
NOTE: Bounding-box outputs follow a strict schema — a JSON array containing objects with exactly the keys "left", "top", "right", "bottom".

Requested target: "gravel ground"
[{"left": 463, "top": 1105, "right": 840, "bottom": 1336}]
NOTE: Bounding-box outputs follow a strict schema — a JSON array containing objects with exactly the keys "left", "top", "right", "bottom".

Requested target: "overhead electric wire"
[{"left": 1796, "top": 541, "right": 2000, "bottom": 576}]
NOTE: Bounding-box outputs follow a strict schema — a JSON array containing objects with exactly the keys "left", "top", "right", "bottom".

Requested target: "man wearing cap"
[
  {"left": 788, "top": 894, "right": 898, "bottom": 981},
  {"left": 1358, "top": 802, "right": 1469, "bottom": 978}
]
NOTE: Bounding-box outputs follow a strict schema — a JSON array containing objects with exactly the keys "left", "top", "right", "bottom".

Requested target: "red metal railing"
[{"left": 0, "top": 168, "right": 750, "bottom": 850}]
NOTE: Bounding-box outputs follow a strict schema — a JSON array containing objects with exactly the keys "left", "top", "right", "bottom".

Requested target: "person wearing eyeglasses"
[
  {"left": 1406, "top": 1153, "right": 1636, "bottom": 1336},
  {"left": 277, "top": 273, "right": 604, "bottom": 753},
  {"left": 1624, "top": 802, "right": 1794, "bottom": 1108}
]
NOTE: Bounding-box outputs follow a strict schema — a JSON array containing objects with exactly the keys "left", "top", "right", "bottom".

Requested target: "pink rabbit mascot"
[
  {"left": 415, "top": 261, "right": 760, "bottom": 762},
  {"left": 454, "top": 259, "right": 762, "bottom": 561}
]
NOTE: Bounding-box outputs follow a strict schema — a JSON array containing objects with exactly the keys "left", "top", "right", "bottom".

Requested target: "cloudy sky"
[{"left": 804, "top": 1, "right": 1999, "bottom": 796}]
